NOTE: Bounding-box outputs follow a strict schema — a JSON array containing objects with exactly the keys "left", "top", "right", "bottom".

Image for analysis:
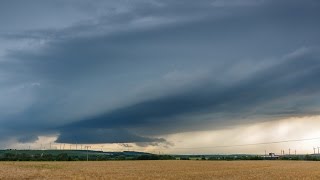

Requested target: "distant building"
[
  {"left": 262, "top": 152, "right": 279, "bottom": 160},
  {"left": 269, "top": 153, "right": 276, "bottom": 157}
]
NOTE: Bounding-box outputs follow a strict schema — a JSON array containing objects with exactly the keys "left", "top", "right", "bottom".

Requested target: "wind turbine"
[{"left": 74, "top": 136, "right": 78, "bottom": 150}]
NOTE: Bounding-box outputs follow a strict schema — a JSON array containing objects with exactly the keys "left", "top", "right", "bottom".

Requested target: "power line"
[
  {"left": 52, "top": 136, "right": 320, "bottom": 152},
  {"left": 168, "top": 136, "right": 320, "bottom": 150},
  {"left": 110, "top": 136, "right": 320, "bottom": 151}
]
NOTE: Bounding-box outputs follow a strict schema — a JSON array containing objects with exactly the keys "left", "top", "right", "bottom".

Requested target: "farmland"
[{"left": 1, "top": 161, "right": 320, "bottom": 179}]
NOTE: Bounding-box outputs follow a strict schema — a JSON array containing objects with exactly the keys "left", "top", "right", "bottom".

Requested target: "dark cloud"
[
  {"left": 118, "top": 143, "right": 133, "bottom": 148},
  {"left": 0, "top": 0, "right": 320, "bottom": 146},
  {"left": 58, "top": 48, "right": 320, "bottom": 139},
  {"left": 56, "top": 128, "right": 166, "bottom": 144},
  {"left": 135, "top": 141, "right": 174, "bottom": 148}
]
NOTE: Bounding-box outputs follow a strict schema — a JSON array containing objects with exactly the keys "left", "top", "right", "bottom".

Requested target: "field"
[{"left": 1, "top": 160, "right": 320, "bottom": 179}]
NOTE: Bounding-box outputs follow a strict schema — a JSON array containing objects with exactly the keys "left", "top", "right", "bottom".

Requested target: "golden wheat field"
[{"left": 1, "top": 160, "right": 320, "bottom": 179}]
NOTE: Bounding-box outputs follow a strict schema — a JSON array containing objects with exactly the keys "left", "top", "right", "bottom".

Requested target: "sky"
[{"left": 1, "top": 0, "right": 320, "bottom": 154}]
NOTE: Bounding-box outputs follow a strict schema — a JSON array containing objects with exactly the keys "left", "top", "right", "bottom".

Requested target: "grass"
[{"left": 1, "top": 160, "right": 320, "bottom": 179}]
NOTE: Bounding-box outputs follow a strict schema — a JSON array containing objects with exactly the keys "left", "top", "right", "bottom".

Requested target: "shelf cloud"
[{"left": 0, "top": 0, "right": 320, "bottom": 148}]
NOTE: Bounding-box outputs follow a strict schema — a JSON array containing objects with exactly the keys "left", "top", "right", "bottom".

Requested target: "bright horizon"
[{"left": 7, "top": 115, "right": 320, "bottom": 155}]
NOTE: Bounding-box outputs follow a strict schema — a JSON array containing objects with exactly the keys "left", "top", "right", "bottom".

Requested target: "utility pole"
[
  {"left": 289, "top": 148, "right": 291, "bottom": 155},
  {"left": 85, "top": 146, "right": 91, "bottom": 161}
]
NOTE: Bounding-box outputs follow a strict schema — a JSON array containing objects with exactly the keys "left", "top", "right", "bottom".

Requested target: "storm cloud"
[
  {"left": 0, "top": 0, "right": 320, "bottom": 146},
  {"left": 57, "top": 47, "right": 320, "bottom": 142}
]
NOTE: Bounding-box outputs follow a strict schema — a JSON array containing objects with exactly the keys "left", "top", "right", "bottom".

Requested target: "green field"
[
  {"left": 0, "top": 149, "right": 172, "bottom": 161},
  {"left": 1, "top": 149, "right": 320, "bottom": 161}
]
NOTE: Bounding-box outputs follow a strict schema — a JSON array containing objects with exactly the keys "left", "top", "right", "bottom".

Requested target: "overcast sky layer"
[{"left": 1, "top": 0, "right": 320, "bottom": 152}]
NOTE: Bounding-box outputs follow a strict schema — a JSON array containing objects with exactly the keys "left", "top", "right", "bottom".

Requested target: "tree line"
[
  {"left": 0, "top": 152, "right": 176, "bottom": 161},
  {"left": 1, "top": 152, "right": 320, "bottom": 161}
]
